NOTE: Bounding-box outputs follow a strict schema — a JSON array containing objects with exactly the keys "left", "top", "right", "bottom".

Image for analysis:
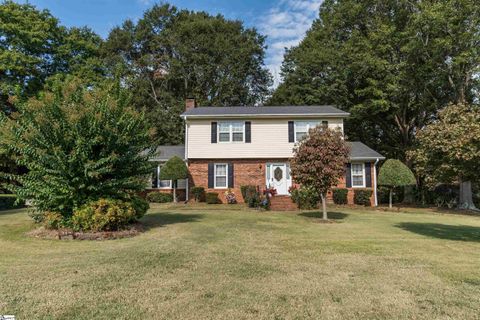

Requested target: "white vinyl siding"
[
  {"left": 218, "top": 121, "right": 244, "bottom": 143},
  {"left": 351, "top": 163, "right": 365, "bottom": 188},
  {"left": 187, "top": 118, "right": 344, "bottom": 159},
  {"left": 214, "top": 163, "right": 228, "bottom": 188}
]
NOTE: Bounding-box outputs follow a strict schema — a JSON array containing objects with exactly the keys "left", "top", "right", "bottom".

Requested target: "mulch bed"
[{"left": 27, "top": 223, "right": 144, "bottom": 240}]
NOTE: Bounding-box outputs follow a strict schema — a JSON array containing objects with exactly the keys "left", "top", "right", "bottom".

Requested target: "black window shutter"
[
  {"left": 245, "top": 121, "right": 251, "bottom": 143},
  {"left": 208, "top": 163, "right": 214, "bottom": 188},
  {"left": 228, "top": 163, "right": 234, "bottom": 188},
  {"left": 211, "top": 122, "right": 217, "bottom": 143},
  {"left": 365, "top": 162, "right": 372, "bottom": 188},
  {"left": 346, "top": 163, "right": 352, "bottom": 188},
  {"left": 288, "top": 121, "right": 294, "bottom": 142},
  {"left": 322, "top": 120, "right": 329, "bottom": 129}
]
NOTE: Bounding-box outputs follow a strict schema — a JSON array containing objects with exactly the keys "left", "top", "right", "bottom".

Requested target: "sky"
[{"left": 15, "top": 0, "right": 323, "bottom": 86}]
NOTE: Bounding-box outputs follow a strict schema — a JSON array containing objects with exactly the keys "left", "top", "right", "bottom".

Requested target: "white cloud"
[{"left": 259, "top": 0, "right": 323, "bottom": 87}]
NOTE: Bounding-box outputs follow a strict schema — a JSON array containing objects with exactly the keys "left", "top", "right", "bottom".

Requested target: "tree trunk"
[
  {"left": 320, "top": 193, "right": 328, "bottom": 220},
  {"left": 173, "top": 180, "right": 177, "bottom": 203},
  {"left": 389, "top": 188, "right": 393, "bottom": 209},
  {"left": 459, "top": 179, "right": 477, "bottom": 210}
]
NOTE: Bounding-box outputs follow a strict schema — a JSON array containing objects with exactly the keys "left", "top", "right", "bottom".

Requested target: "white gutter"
[
  {"left": 184, "top": 120, "right": 189, "bottom": 202},
  {"left": 181, "top": 113, "right": 350, "bottom": 120},
  {"left": 373, "top": 158, "right": 379, "bottom": 207}
]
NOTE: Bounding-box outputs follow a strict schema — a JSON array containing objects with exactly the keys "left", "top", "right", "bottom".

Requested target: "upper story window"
[
  {"left": 351, "top": 163, "right": 365, "bottom": 188},
  {"left": 218, "top": 121, "right": 244, "bottom": 143},
  {"left": 295, "top": 121, "right": 320, "bottom": 142}
]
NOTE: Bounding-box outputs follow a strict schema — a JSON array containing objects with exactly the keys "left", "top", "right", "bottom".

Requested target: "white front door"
[{"left": 266, "top": 163, "right": 291, "bottom": 195}]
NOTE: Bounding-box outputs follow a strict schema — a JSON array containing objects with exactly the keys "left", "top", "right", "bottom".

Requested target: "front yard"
[{"left": 1, "top": 204, "right": 480, "bottom": 319}]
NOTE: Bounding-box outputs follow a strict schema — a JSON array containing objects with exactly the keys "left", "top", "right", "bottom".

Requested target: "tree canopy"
[
  {"left": 409, "top": 103, "right": 480, "bottom": 209},
  {"left": 269, "top": 0, "right": 480, "bottom": 160},
  {"left": 160, "top": 155, "right": 188, "bottom": 203},
  {"left": 0, "top": 78, "right": 155, "bottom": 216},
  {"left": 378, "top": 159, "right": 416, "bottom": 208},
  {"left": 290, "top": 128, "right": 349, "bottom": 219},
  {"left": 103, "top": 4, "right": 272, "bottom": 145}
]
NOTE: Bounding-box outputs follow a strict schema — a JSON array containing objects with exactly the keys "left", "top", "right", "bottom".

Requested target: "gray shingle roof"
[
  {"left": 149, "top": 145, "right": 185, "bottom": 161},
  {"left": 182, "top": 105, "right": 349, "bottom": 118},
  {"left": 349, "top": 142, "right": 385, "bottom": 160}
]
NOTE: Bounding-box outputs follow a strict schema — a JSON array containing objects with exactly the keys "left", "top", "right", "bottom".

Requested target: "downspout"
[
  {"left": 373, "top": 158, "right": 379, "bottom": 207},
  {"left": 184, "top": 117, "right": 189, "bottom": 202}
]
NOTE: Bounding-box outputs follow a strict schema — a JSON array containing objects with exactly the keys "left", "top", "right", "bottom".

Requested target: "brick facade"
[{"left": 188, "top": 159, "right": 376, "bottom": 206}]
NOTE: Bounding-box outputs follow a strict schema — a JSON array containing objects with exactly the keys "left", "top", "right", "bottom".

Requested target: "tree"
[
  {"left": 0, "top": 77, "right": 155, "bottom": 217},
  {"left": 269, "top": 0, "right": 480, "bottom": 161},
  {"left": 290, "top": 128, "right": 350, "bottom": 219},
  {"left": 103, "top": 4, "right": 272, "bottom": 145},
  {"left": 159, "top": 156, "right": 188, "bottom": 203},
  {"left": 378, "top": 159, "right": 416, "bottom": 209},
  {"left": 409, "top": 104, "right": 480, "bottom": 210}
]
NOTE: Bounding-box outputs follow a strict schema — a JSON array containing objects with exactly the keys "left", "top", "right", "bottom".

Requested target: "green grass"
[{"left": 1, "top": 204, "right": 480, "bottom": 319}]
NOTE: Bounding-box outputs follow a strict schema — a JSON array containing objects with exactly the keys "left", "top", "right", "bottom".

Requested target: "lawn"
[{"left": 1, "top": 204, "right": 480, "bottom": 319}]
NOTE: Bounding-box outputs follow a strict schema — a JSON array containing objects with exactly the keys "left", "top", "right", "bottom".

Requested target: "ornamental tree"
[
  {"left": 378, "top": 159, "right": 416, "bottom": 209},
  {"left": 0, "top": 77, "right": 155, "bottom": 217},
  {"left": 409, "top": 103, "right": 480, "bottom": 210},
  {"left": 159, "top": 156, "right": 188, "bottom": 203},
  {"left": 290, "top": 127, "right": 350, "bottom": 220}
]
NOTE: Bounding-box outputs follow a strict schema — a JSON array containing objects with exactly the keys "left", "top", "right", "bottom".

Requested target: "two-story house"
[{"left": 149, "top": 100, "right": 385, "bottom": 207}]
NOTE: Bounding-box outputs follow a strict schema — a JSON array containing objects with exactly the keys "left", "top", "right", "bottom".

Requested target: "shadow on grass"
[
  {"left": 299, "top": 211, "right": 348, "bottom": 220},
  {"left": 396, "top": 222, "right": 480, "bottom": 242},
  {"left": 141, "top": 211, "right": 204, "bottom": 230}
]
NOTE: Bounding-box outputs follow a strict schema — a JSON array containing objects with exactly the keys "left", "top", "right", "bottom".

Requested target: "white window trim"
[
  {"left": 351, "top": 163, "right": 366, "bottom": 188},
  {"left": 217, "top": 121, "right": 245, "bottom": 143},
  {"left": 294, "top": 120, "right": 323, "bottom": 142},
  {"left": 214, "top": 163, "right": 229, "bottom": 189}
]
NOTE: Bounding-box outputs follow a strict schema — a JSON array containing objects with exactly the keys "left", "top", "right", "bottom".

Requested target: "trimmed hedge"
[
  {"left": 146, "top": 192, "right": 173, "bottom": 203},
  {"left": 205, "top": 192, "right": 220, "bottom": 204},
  {"left": 290, "top": 186, "right": 319, "bottom": 209},
  {"left": 190, "top": 186, "right": 205, "bottom": 202},
  {"left": 0, "top": 194, "right": 25, "bottom": 211},
  {"left": 354, "top": 189, "right": 373, "bottom": 206},
  {"left": 332, "top": 188, "right": 348, "bottom": 205}
]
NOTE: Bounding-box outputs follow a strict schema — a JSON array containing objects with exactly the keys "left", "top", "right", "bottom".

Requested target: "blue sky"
[{"left": 15, "top": 0, "right": 322, "bottom": 86}]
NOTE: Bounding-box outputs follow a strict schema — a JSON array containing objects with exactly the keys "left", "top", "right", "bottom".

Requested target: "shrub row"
[
  {"left": 332, "top": 188, "right": 372, "bottom": 206},
  {"left": 146, "top": 192, "right": 173, "bottom": 203}
]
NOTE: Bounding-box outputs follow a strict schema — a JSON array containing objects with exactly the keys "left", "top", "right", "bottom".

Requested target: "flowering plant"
[
  {"left": 224, "top": 189, "right": 237, "bottom": 204},
  {"left": 263, "top": 187, "right": 277, "bottom": 197}
]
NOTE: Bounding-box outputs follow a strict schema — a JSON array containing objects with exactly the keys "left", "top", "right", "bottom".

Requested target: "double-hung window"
[
  {"left": 351, "top": 163, "right": 365, "bottom": 188},
  {"left": 218, "top": 121, "right": 244, "bottom": 143},
  {"left": 214, "top": 163, "right": 228, "bottom": 188},
  {"left": 294, "top": 121, "right": 320, "bottom": 142}
]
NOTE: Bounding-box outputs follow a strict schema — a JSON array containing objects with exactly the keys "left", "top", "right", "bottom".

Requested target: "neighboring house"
[{"left": 148, "top": 100, "right": 385, "bottom": 206}]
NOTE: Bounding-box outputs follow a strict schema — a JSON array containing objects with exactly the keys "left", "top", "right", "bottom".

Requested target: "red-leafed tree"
[{"left": 290, "top": 127, "right": 350, "bottom": 220}]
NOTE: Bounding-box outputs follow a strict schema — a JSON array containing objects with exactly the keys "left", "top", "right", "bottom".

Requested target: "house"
[{"left": 148, "top": 100, "right": 385, "bottom": 207}]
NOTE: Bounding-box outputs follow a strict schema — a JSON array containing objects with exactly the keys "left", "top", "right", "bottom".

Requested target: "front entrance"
[{"left": 266, "top": 163, "right": 292, "bottom": 195}]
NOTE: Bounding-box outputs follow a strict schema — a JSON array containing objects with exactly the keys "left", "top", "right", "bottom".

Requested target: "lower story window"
[
  {"left": 351, "top": 163, "right": 365, "bottom": 187},
  {"left": 214, "top": 163, "right": 228, "bottom": 188}
]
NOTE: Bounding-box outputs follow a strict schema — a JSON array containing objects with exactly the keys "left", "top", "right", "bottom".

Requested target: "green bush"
[
  {"left": 205, "top": 192, "right": 220, "bottom": 204},
  {"left": 0, "top": 194, "right": 25, "bottom": 211},
  {"left": 354, "top": 189, "right": 373, "bottom": 206},
  {"left": 146, "top": 192, "right": 173, "bottom": 203},
  {"left": 43, "top": 212, "right": 65, "bottom": 230},
  {"left": 290, "top": 186, "right": 319, "bottom": 209},
  {"left": 72, "top": 199, "right": 140, "bottom": 232},
  {"left": 240, "top": 185, "right": 261, "bottom": 207},
  {"left": 332, "top": 188, "right": 348, "bottom": 205},
  {"left": 190, "top": 186, "right": 205, "bottom": 202},
  {"left": 129, "top": 196, "right": 149, "bottom": 218}
]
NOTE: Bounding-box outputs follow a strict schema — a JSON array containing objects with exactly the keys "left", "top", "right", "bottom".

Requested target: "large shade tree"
[
  {"left": 103, "top": 4, "right": 272, "bottom": 145},
  {"left": 290, "top": 128, "right": 350, "bottom": 220},
  {"left": 269, "top": 0, "right": 480, "bottom": 161},
  {"left": 0, "top": 78, "right": 155, "bottom": 217},
  {"left": 409, "top": 104, "right": 480, "bottom": 210}
]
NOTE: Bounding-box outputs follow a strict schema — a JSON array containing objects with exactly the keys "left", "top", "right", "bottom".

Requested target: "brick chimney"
[{"left": 185, "top": 98, "right": 196, "bottom": 111}]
